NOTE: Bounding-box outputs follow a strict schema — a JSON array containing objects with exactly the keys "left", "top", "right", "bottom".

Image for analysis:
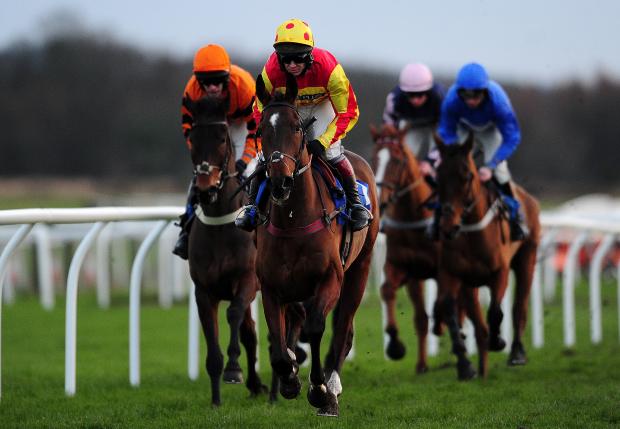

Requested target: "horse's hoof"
[
  {"left": 279, "top": 374, "right": 301, "bottom": 399},
  {"left": 457, "top": 361, "right": 476, "bottom": 381},
  {"left": 488, "top": 336, "right": 507, "bottom": 351},
  {"left": 223, "top": 369, "right": 244, "bottom": 384},
  {"left": 295, "top": 345, "right": 308, "bottom": 366},
  {"left": 386, "top": 338, "right": 406, "bottom": 360},
  {"left": 248, "top": 382, "right": 269, "bottom": 397},
  {"left": 307, "top": 383, "right": 329, "bottom": 408},
  {"left": 317, "top": 392, "right": 339, "bottom": 417},
  {"left": 508, "top": 349, "right": 527, "bottom": 366},
  {"left": 416, "top": 363, "right": 429, "bottom": 374}
]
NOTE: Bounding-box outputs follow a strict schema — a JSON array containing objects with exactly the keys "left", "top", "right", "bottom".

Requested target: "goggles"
[
  {"left": 278, "top": 53, "right": 309, "bottom": 65},
  {"left": 405, "top": 91, "right": 429, "bottom": 99},
  {"left": 197, "top": 75, "right": 228, "bottom": 87},
  {"left": 458, "top": 89, "right": 486, "bottom": 100}
]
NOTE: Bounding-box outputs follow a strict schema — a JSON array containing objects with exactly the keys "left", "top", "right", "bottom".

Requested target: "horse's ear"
[
  {"left": 284, "top": 73, "right": 298, "bottom": 104},
  {"left": 463, "top": 131, "right": 474, "bottom": 153},
  {"left": 369, "top": 123, "right": 379, "bottom": 140},
  {"left": 434, "top": 131, "right": 446, "bottom": 155},
  {"left": 255, "top": 74, "right": 270, "bottom": 106}
]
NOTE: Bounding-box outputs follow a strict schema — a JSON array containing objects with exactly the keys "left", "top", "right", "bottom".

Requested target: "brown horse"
[
  {"left": 434, "top": 133, "right": 541, "bottom": 380},
  {"left": 253, "top": 73, "right": 379, "bottom": 417},
  {"left": 369, "top": 123, "right": 438, "bottom": 373},
  {"left": 186, "top": 96, "right": 266, "bottom": 405}
]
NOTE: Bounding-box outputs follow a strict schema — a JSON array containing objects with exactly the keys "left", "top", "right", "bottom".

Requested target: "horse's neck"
[
  {"left": 270, "top": 169, "right": 323, "bottom": 227},
  {"left": 390, "top": 174, "right": 433, "bottom": 220},
  {"left": 464, "top": 184, "right": 493, "bottom": 223}
]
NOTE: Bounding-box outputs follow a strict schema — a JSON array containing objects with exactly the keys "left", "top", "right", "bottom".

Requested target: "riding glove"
[
  {"left": 235, "top": 159, "right": 247, "bottom": 175},
  {"left": 307, "top": 139, "right": 325, "bottom": 157}
]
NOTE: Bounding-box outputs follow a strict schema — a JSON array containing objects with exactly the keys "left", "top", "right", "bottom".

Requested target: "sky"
[{"left": 2, "top": 0, "right": 619, "bottom": 86}]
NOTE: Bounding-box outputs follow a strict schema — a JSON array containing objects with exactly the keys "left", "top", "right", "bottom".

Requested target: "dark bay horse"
[
  {"left": 370, "top": 123, "right": 438, "bottom": 373},
  {"left": 254, "top": 73, "right": 379, "bottom": 416},
  {"left": 434, "top": 134, "right": 541, "bottom": 380},
  {"left": 186, "top": 96, "right": 266, "bottom": 405}
]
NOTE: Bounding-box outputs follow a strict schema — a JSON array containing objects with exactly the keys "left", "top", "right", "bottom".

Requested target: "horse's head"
[
  {"left": 256, "top": 73, "right": 309, "bottom": 205},
  {"left": 370, "top": 123, "right": 424, "bottom": 214},
  {"left": 188, "top": 96, "right": 234, "bottom": 204},
  {"left": 435, "top": 133, "right": 480, "bottom": 240}
]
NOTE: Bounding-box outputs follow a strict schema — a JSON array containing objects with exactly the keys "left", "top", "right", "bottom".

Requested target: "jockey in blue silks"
[{"left": 438, "top": 62, "right": 527, "bottom": 241}]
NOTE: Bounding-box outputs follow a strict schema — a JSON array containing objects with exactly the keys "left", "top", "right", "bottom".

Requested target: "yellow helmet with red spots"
[{"left": 273, "top": 19, "right": 314, "bottom": 54}]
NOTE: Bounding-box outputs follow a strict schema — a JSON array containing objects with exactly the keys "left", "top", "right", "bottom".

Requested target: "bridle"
[
  {"left": 375, "top": 138, "right": 431, "bottom": 214},
  {"left": 191, "top": 120, "right": 236, "bottom": 192},
  {"left": 259, "top": 101, "right": 313, "bottom": 180}
]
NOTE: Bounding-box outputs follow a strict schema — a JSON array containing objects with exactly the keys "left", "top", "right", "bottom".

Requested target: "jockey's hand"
[
  {"left": 419, "top": 161, "right": 435, "bottom": 178},
  {"left": 307, "top": 139, "right": 325, "bottom": 157},
  {"left": 478, "top": 166, "right": 493, "bottom": 182},
  {"left": 235, "top": 159, "right": 247, "bottom": 175}
]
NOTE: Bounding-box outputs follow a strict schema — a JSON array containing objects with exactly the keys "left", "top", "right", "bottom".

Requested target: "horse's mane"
[{"left": 194, "top": 96, "right": 227, "bottom": 120}]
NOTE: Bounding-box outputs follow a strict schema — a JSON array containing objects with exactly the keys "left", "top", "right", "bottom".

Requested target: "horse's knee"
[
  {"left": 304, "top": 312, "right": 326, "bottom": 337},
  {"left": 414, "top": 310, "right": 429, "bottom": 333},
  {"left": 226, "top": 304, "right": 244, "bottom": 325},
  {"left": 380, "top": 282, "right": 396, "bottom": 301}
]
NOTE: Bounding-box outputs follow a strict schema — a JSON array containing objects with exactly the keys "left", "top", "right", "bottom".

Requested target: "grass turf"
[{"left": 1, "top": 280, "right": 619, "bottom": 428}]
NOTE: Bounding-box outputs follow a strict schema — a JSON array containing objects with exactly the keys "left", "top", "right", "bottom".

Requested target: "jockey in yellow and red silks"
[
  {"left": 173, "top": 44, "right": 261, "bottom": 260},
  {"left": 235, "top": 18, "right": 371, "bottom": 232}
]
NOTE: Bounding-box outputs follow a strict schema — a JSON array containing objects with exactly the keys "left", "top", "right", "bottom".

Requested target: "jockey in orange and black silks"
[
  {"left": 235, "top": 18, "right": 371, "bottom": 233},
  {"left": 173, "top": 44, "right": 262, "bottom": 260}
]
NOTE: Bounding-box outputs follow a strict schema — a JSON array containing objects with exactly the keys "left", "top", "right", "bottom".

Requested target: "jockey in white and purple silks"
[{"left": 438, "top": 62, "right": 527, "bottom": 241}]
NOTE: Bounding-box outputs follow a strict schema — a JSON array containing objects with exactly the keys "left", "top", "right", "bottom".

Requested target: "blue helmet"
[{"left": 455, "top": 62, "right": 489, "bottom": 90}]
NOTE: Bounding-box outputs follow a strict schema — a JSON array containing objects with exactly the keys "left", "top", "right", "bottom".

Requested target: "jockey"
[
  {"left": 235, "top": 18, "right": 371, "bottom": 232},
  {"left": 173, "top": 44, "right": 260, "bottom": 259},
  {"left": 437, "top": 62, "right": 527, "bottom": 241},
  {"left": 383, "top": 63, "right": 444, "bottom": 179}
]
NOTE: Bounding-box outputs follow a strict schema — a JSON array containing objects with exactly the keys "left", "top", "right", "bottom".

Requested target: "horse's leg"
[
  {"left": 223, "top": 293, "right": 249, "bottom": 384},
  {"left": 261, "top": 290, "right": 301, "bottom": 400},
  {"left": 487, "top": 269, "right": 510, "bottom": 352},
  {"left": 405, "top": 278, "right": 429, "bottom": 374},
  {"left": 239, "top": 306, "right": 268, "bottom": 396},
  {"left": 381, "top": 263, "right": 407, "bottom": 360},
  {"left": 508, "top": 243, "right": 537, "bottom": 365},
  {"left": 437, "top": 271, "right": 476, "bottom": 380},
  {"left": 462, "top": 287, "right": 489, "bottom": 378},
  {"left": 194, "top": 286, "right": 224, "bottom": 406},
  {"left": 305, "top": 271, "right": 341, "bottom": 415}
]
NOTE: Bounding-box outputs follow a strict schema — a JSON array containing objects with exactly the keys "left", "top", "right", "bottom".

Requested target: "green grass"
[{"left": 1, "top": 280, "right": 619, "bottom": 428}]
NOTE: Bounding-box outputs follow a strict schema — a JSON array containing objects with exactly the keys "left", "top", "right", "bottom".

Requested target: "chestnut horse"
[
  {"left": 254, "top": 74, "right": 379, "bottom": 417},
  {"left": 369, "top": 123, "right": 438, "bottom": 373},
  {"left": 434, "top": 133, "right": 541, "bottom": 380},
  {"left": 186, "top": 96, "right": 266, "bottom": 405}
]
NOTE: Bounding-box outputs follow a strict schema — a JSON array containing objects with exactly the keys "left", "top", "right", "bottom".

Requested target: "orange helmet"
[
  {"left": 273, "top": 19, "right": 314, "bottom": 55},
  {"left": 193, "top": 44, "right": 231, "bottom": 77}
]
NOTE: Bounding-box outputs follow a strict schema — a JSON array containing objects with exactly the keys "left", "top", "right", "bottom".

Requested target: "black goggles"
[
  {"left": 405, "top": 91, "right": 429, "bottom": 99},
  {"left": 458, "top": 89, "right": 486, "bottom": 100},
  {"left": 197, "top": 75, "right": 228, "bottom": 87},
  {"left": 278, "top": 53, "right": 309, "bottom": 65}
]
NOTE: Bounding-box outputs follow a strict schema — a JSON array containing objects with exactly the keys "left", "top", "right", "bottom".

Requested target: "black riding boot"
[
  {"left": 498, "top": 181, "right": 527, "bottom": 241},
  {"left": 173, "top": 179, "right": 198, "bottom": 260},
  {"left": 331, "top": 156, "right": 371, "bottom": 231},
  {"left": 235, "top": 171, "right": 264, "bottom": 232}
]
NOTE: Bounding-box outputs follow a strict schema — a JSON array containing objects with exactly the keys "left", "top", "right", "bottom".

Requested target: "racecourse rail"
[{"left": 1, "top": 206, "right": 620, "bottom": 401}]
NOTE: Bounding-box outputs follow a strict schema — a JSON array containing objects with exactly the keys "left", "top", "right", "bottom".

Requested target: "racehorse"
[
  {"left": 434, "top": 133, "right": 541, "bottom": 380},
  {"left": 253, "top": 73, "right": 379, "bottom": 416},
  {"left": 369, "top": 123, "right": 438, "bottom": 373},
  {"left": 186, "top": 96, "right": 266, "bottom": 405}
]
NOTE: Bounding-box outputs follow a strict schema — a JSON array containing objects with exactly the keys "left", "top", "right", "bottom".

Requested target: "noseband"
[
  {"left": 260, "top": 102, "right": 313, "bottom": 179},
  {"left": 191, "top": 120, "right": 235, "bottom": 191}
]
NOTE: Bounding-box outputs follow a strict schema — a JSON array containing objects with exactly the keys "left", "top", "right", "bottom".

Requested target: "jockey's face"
[
  {"left": 283, "top": 61, "right": 306, "bottom": 77},
  {"left": 406, "top": 92, "right": 428, "bottom": 108},
  {"left": 201, "top": 82, "right": 224, "bottom": 98},
  {"left": 459, "top": 89, "right": 485, "bottom": 109}
]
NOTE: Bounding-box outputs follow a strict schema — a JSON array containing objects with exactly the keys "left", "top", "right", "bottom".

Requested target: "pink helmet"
[{"left": 398, "top": 63, "right": 433, "bottom": 92}]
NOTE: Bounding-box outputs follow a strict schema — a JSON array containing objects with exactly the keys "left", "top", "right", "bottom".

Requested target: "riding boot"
[
  {"left": 497, "top": 181, "right": 528, "bottom": 241},
  {"left": 173, "top": 179, "right": 198, "bottom": 260},
  {"left": 331, "top": 156, "right": 371, "bottom": 231},
  {"left": 235, "top": 170, "right": 265, "bottom": 232}
]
